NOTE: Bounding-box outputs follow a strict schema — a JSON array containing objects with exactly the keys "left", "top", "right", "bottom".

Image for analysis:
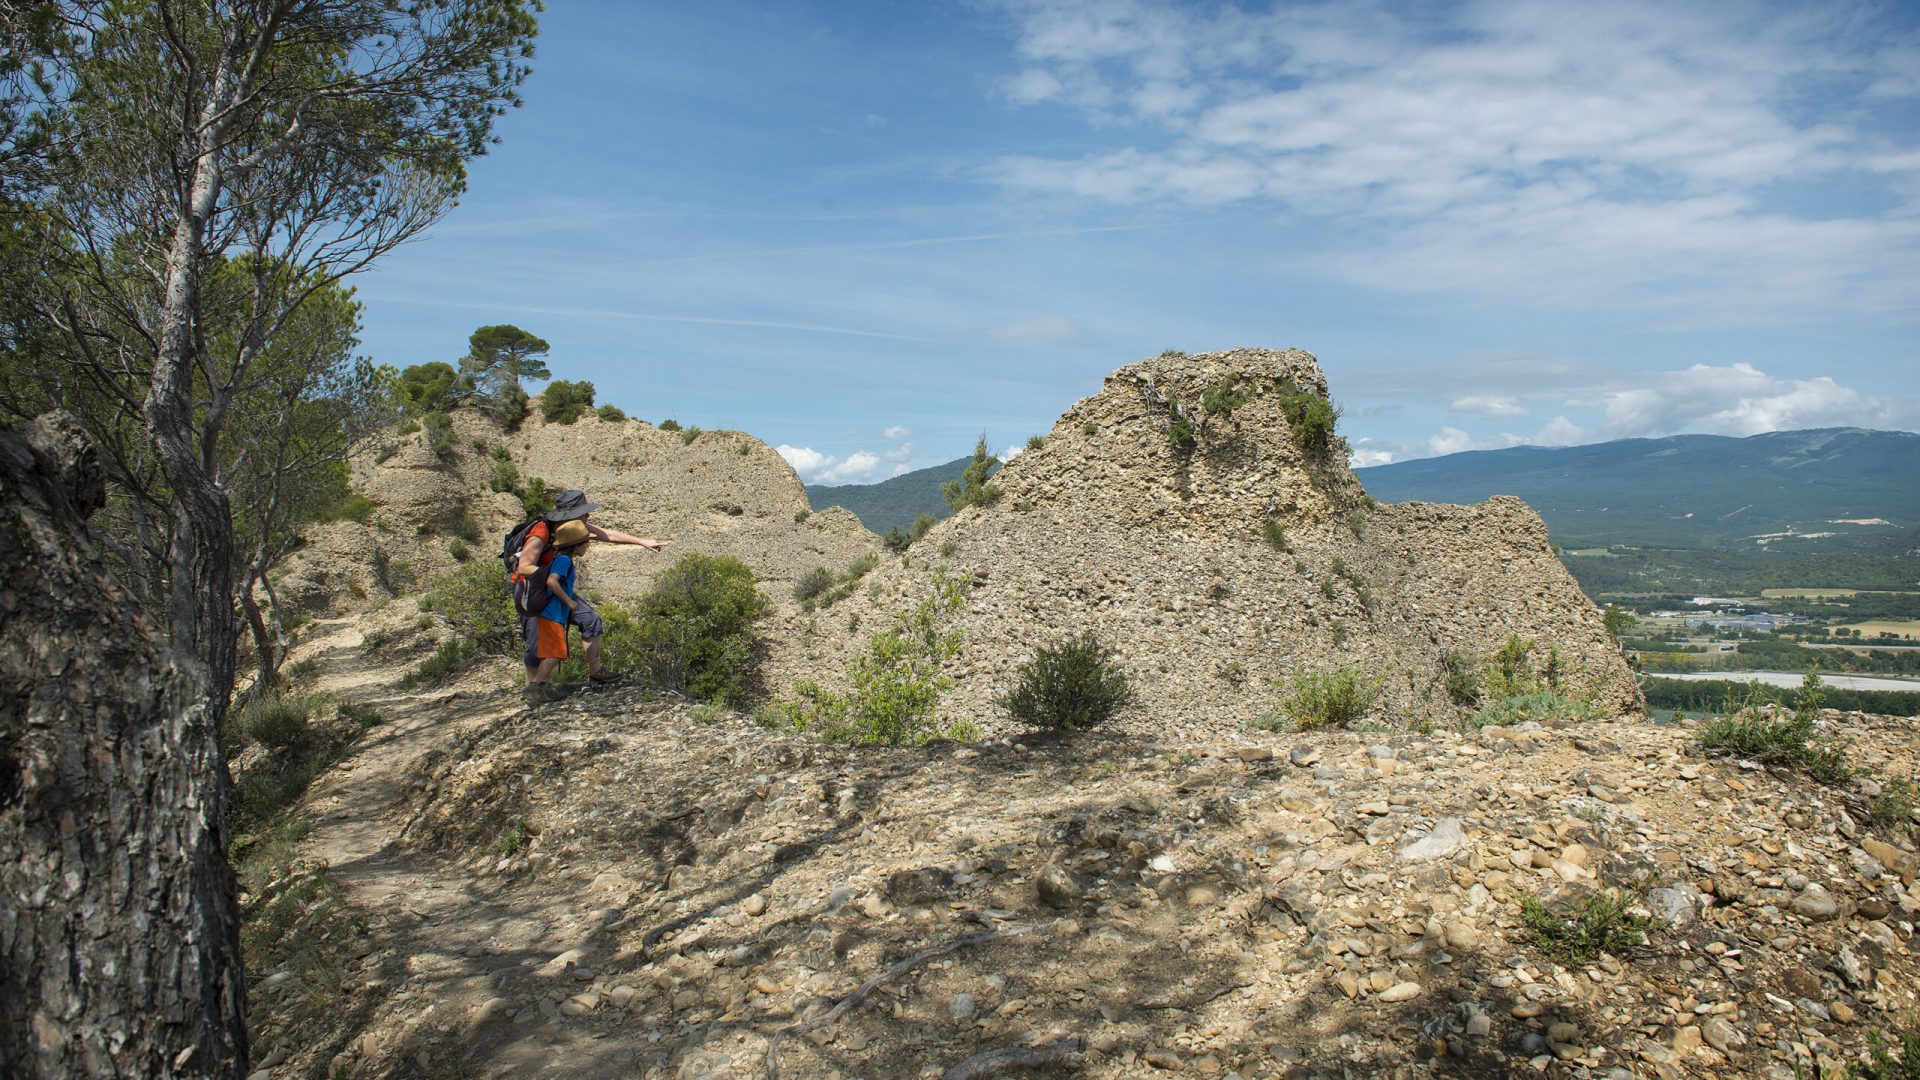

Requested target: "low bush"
[
  {"left": 1849, "top": 1028, "right": 1920, "bottom": 1080},
  {"left": 1869, "top": 777, "right": 1916, "bottom": 831},
  {"left": 1518, "top": 888, "right": 1653, "bottom": 965},
  {"left": 1026, "top": 434, "right": 1045, "bottom": 450},
  {"left": 452, "top": 511, "right": 483, "bottom": 544},
  {"left": 239, "top": 694, "right": 313, "bottom": 753},
  {"left": 519, "top": 476, "right": 553, "bottom": 517},
  {"left": 488, "top": 457, "right": 520, "bottom": 494},
  {"left": 1262, "top": 520, "right": 1289, "bottom": 551},
  {"left": 629, "top": 552, "right": 769, "bottom": 702},
  {"left": 418, "top": 561, "right": 517, "bottom": 651},
  {"left": 540, "top": 379, "right": 596, "bottom": 424},
  {"left": 448, "top": 539, "right": 471, "bottom": 562},
  {"left": 596, "top": 404, "right": 626, "bottom": 422},
  {"left": 1473, "top": 691, "right": 1591, "bottom": 727},
  {"left": 329, "top": 492, "right": 376, "bottom": 523},
  {"left": 793, "top": 566, "right": 836, "bottom": 603},
  {"left": 797, "top": 552, "right": 881, "bottom": 610},
  {"left": 793, "top": 508, "right": 810, "bottom": 523},
  {"left": 997, "top": 630, "right": 1133, "bottom": 732},
  {"left": 1697, "top": 675, "right": 1850, "bottom": 784},
  {"left": 771, "top": 570, "right": 970, "bottom": 745},
  {"left": 422, "top": 411, "right": 455, "bottom": 463},
  {"left": 1276, "top": 666, "right": 1381, "bottom": 730},
  {"left": 657, "top": 418, "right": 681, "bottom": 432},
  {"left": 1277, "top": 383, "right": 1340, "bottom": 453},
  {"left": 680, "top": 425, "right": 704, "bottom": 445},
  {"left": 1441, "top": 648, "right": 1483, "bottom": 706},
  {"left": 1201, "top": 377, "right": 1253, "bottom": 416},
  {"left": 1166, "top": 413, "right": 1196, "bottom": 451},
  {"left": 404, "top": 638, "right": 478, "bottom": 687}
]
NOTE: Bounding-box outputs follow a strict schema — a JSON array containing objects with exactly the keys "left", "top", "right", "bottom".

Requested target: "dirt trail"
[{"left": 270, "top": 617, "right": 667, "bottom": 1078}]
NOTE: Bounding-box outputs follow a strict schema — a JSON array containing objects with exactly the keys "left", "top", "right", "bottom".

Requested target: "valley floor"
[{"left": 245, "top": 616, "right": 1920, "bottom": 1080}]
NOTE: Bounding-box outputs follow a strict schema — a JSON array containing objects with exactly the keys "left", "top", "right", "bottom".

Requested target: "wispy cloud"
[
  {"left": 984, "top": 0, "right": 1920, "bottom": 324},
  {"left": 1595, "top": 363, "right": 1904, "bottom": 438},
  {"left": 1451, "top": 396, "right": 1528, "bottom": 418}
]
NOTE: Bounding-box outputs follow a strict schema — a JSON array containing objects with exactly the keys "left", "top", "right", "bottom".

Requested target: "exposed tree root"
[{"left": 942, "top": 1035, "right": 1086, "bottom": 1079}]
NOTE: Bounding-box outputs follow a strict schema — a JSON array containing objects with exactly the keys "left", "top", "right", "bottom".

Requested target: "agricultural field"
[{"left": 1830, "top": 619, "right": 1920, "bottom": 640}]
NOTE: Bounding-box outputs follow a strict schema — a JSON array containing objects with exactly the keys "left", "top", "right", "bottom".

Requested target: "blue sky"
[{"left": 354, "top": 0, "right": 1920, "bottom": 484}]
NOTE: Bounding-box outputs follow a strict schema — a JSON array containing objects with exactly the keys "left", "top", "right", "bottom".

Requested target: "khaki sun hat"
[{"left": 551, "top": 519, "right": 591, "bottom": 548}]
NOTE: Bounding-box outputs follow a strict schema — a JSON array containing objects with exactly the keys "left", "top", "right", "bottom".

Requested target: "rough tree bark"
[{"left": 0, "top": 412, "right": 246, "bottom": 1077}]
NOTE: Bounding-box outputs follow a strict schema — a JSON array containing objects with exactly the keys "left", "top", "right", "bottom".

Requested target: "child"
[{"left": 525, "top": 518, "right": 592, "bottom": 701}]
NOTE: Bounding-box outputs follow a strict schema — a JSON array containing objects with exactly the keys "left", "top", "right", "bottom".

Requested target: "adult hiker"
[
  {"left": 509, "top": 489, "right": 665, "bottom": 696},
  {"left": 523, "top": 518, "right": 592, "bottom": 701}
]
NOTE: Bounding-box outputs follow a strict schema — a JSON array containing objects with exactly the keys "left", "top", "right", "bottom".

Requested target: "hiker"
[
  {"left": 524, "top": 519, "right": 591, "bottom": 700},
  {"left": 508, "top": 489, "right": 664, "bottom": 697}
]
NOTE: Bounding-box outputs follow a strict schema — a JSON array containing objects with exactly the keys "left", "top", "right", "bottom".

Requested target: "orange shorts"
[{"left": 534, "top": 616, "right": 568, "bottom": 660}]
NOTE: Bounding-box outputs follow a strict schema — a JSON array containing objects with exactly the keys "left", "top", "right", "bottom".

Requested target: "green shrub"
[
  {"left": 329, "top": 492, "right": 376, "bottom": 524},
  {"left": 1484, "top": 634, "right": 1564, "bottom": 698},
  {"left": 242, "top": 695, "right": 314, "bottom": 752},
  {"left": 370, "top": 550, "right": 416, "bottom": 596},
  {"left": 1166, "top": 413, "right": 1196, "bottom": 451},
  {"left": 1262, "top": 520, "right": 1289, "bottom": 551},
  {"left": 1345, "top": 508, "right": 1367, "bottom": 537},
  {"left": 1081, "top": 421, "right": 1099, "bottom": 436},
  {"left": 488, "top": 457, "right": 521, "bottom": 494},
  {"left": 1026, "top": 434, "right": 1045, "bottom": 450},
  {"left": 1518, "top": 888, "right": 1653, "bottom": 965},
  {"left": 771, "top": 570, "right": 969, "bottom": 745},
  {"left": 996, "top": 631, "right": 1133, "bottom": 731},
  {"left": 793, "top": 508, "right": 811, "bottom": 523},
  {"left": 794, "top": 567, "right": 836, "bottom": 603},
  {"left": 944, "top": 436, "right": 1002, "bottom": 512},
  {"left": 1276, "top": 666, "right": 1381, "bottom": 730},
  {"left": 1201, "top": 377, "right": 1253, "bottom": 416},
  {"left": 1473, "top": 691, "right": 1591, "bottom": 727},
  {"left": 399, "top": 361, "right": 464, "bottom": 414},
  {"left": 1697, "top": 674, "right": 1850, "bottom": 784},
  {"left": 540, "top": 379, "right": 596, "bottom": 424},
  {"left": 596, "top": 404, "right": 626, "bottom": 422},
  {"left": 1442, "top": 648, "right": 1482, "bottom": 706},
  {"left": 452, "top": 511, "right": 483, "bottom": 544},
  {"left": 657, "top": 418, "right": 681, "bottom": 432},
  {"left": 520, "top": 476, "right": 553, "bottom": 517},
  {"left": 404, "top": 638, "right": 478, "bottom": 687},
  {"left": 882, "top": 526, "right": 909, "bottom": 553},
  {"left": 680, "top": 425, "right": 704, "bottom": 445},
  {"left": 418, "top": 561, "right": 517, "bottom": 651},
  {"left": 1159, "top": 348, "right": 1185, "bottom": 358},
  {"left": 1277, "top": 383, "right": 1340, "bottom": 452},
  {"left": 448, "top": 539, "right": 471, "bottom": 562},
  {"left": 1849, "top": 1028, "right": 1920, "bottom": 1080},
  {"left": 1246, "top": 712, "right": 1287, "bottom": 733},
  {"left": 1869, "top": 777, "right": 1916, "bottom": 830},
  {"left": 422, "top": 411, "right": 456, "bottom": 463},
  {"left": 909, "top": 513, "right": 936, "bottom": 544},
  {"left": 629, "top": 553, "right": 769, "bottom": 702}
]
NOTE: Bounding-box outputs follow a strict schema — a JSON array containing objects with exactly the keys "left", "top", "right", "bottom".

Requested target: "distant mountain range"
[
  {"left": 1354, "top": 428, "right": 1920, "bottom": 550},
  {"left": 812, "top": 428, "right": 1920, "bottom": 552},
  {"left": 806, "top": 457, "right": 994, "bottom": 535}
]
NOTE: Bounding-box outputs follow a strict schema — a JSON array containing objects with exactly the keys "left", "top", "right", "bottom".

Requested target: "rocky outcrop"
[
  {"left": 277, "top": 407, "right": 878, "bottom": 613},
  {"left": 762, "top": 348, "right": 1639, "bottom": 732}
]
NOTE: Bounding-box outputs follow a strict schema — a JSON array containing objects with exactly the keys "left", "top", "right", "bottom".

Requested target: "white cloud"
[
  {"left": 1423, "top": 416, "right": 1587, "bottom": 458},
  {"left": 1451, "top": 396, "right": 1528, "bottom": 418},
  {"left": 1597, "top": 363, "right": 1898, "bottom": 438},
  {"left": 882, "top": 425, "right": 913, "bottom": 439},
  {"left": 1349, "top": 447, "right": 1395, "bottom": 467},
  {"left": 983, "top": 0, "right": 1920, "bottom": 322},
  {"left": 777, "top": 445, "right": 894, "bottom": 485},
  {"left": 1002, "top": 444, "right": 1025, "bottom": 460},
  {"left": 1426, "top": 426, "right": 1476, "bottom": 457}
]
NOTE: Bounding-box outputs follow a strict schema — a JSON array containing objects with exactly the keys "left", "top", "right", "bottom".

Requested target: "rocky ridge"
[
  {"left": 762, "top": 348, "right": 1639, "bottom": 734},
  {"left": 276, "top": 406, "right": 878, "bottom": 615},
  {"left": 252, "top": 616, "right": 1920, "bottom": 1080}
]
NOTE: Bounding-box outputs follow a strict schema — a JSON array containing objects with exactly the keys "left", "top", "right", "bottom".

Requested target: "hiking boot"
[{"left": 522, "top": 682, "right": 562, "bottom": 706}]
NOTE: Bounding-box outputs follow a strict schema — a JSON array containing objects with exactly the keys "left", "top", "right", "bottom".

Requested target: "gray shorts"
[{"left": 522, "top": 601, "right": 605, "bottom": 665}]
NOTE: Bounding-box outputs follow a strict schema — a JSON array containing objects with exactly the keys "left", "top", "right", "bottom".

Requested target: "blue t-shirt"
[{"left": 538, "top": 553, "right": 576, "bottom": 623}]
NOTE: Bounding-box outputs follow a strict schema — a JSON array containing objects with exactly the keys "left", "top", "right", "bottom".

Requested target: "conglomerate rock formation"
[
  {"left": 764, "top": 348, "right": 1639, "bottom": 733},
  {"left": 277, "top": 407, "right": 878, "bottom": 615}
]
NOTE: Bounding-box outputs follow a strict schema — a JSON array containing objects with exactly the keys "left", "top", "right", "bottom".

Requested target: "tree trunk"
[
  {"left": 241, "top": 579, "right": 276, "bottom": 692},
  {"left": 0, "top": 412, "right": 248, "bottom": 1078}
]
